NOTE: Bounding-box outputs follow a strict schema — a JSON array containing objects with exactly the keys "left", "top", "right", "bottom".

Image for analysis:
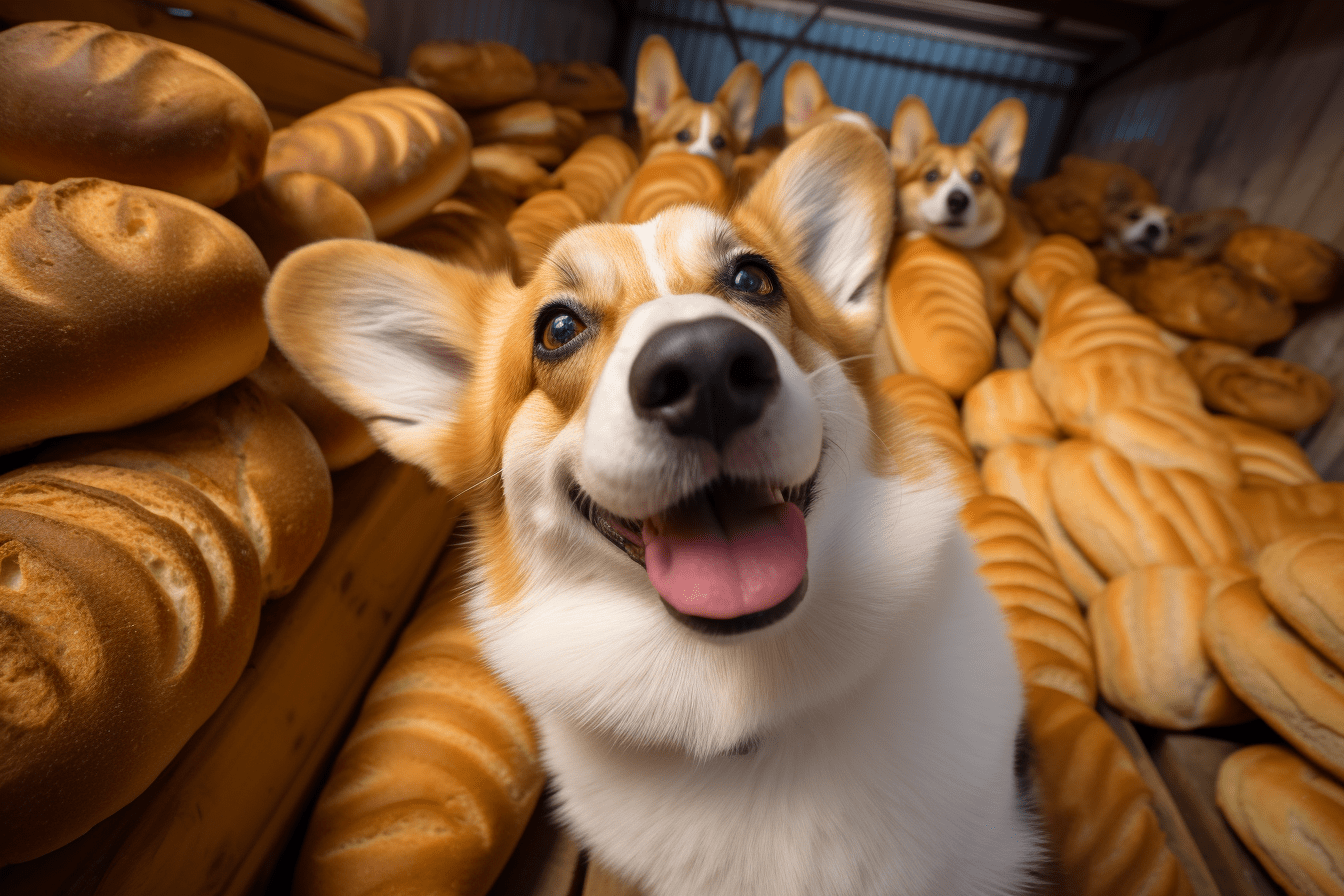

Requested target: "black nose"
[
  {"left": 946, "top": 190, "right": 969, "bottom": 216},
  {"left": 1145, "top": 222, "right": 1162, "bottom": 239},
  {"left": 628, "top": 317, "right": 780, "bottom": 451}
]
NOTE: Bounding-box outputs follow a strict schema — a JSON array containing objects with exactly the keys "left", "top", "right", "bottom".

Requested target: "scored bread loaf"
[
  {"left": 618, "top": 152, "right": 732, "bottom": 225},
  {"left": 1009, "top": 234, "right": 1097, "bottom": 321},
  {"left": 466, "top": 100, "right": 559, "bottom": 146},
  {"left": 1258, "top": 531, "right": 1344, "bottom": 671},
  {"left": 408, "top": 41, "right": 537, "bottom": 110},
  {"left": 470, "top": 144, "right": 556, "bottom": 200},
  {"left": 388, "top": 200, "right": 518, "bottom": 276},
  {"left": 877, "top": 374, "right": 983, "bottom": 501},
  {"left": 552, "top": 135, "right": 640, "bottom": 220},
  {"left": 221, "top": 170, "right": 375, "bottom": 269},
  {"left": 265, "top": 88, "right": 472, "bottom": 238},
  {"left": 294, "top": 543, "right": 544, "bottom": 896},
  {"left": 533, "top": 61, "right": 628, "bottom": 112},
  {"left": 0, "top": 22, "right": 270, "bottom": 208},
  {"left": 1179, "top": 340, "right": 1333, "bottom": 432},
  {"left": 507, "top": 189, "right": 588, "bottom": 281},
  {"left": 1216, "top": 745, "right": 1344, "bottom": 896},
  {"left": 960, "top": 368, "right": 1058, "bottom": 458},
  {"left": 883, "top": 235, "right": 996, "bottom": 399},
  {"left": 1221, "top": 225, "right": 1342, "bottom": 305},
  {"left": 0, "top": 178, "right": 270, "bottom": 454},
  {"left": 1089, "top": 403, "right": 1241, "bottom": 489},
  {"left": 0, "top": 380, "right": 331, "bottom": 866},
  {"left": 1210, "top": 415, "right": 1321, "bottom": 487}
]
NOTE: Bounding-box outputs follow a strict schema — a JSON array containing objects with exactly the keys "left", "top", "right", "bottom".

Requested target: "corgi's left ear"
[
  {"left": 736, "top": 121, "right": 893, "bottom": 338},
  {"left": 969, "top": 98, "right": 1028, "bottom": 184},
  {"left": 635, "top": 35, "right": 690, "bottom": 131},
  {"left": 783, "top": 60, "right": 829, "bottom": 142},
  {"left": 716, "top": 60, "right": 762, "bottom": 147}
]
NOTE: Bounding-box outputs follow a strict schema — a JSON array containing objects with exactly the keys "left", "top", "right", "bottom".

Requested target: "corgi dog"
[
  {"left": 634, "top": 34, "right": 762, "bottom": 179},
  {"left": 889, "top": 95, "right": 1036, "bottom": 324},
  {"left": 1023, "top": 155, "right": 1173, "bottom": 255},
  {"left": 782, "top": 59, "right": 883, "bottom": 144},
  {"left": 266, "top": 121, "right": 1045, "bottom": 896}
]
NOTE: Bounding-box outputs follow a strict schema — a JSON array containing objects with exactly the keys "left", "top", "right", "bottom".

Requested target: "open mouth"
[{"left": 569, "top": 472, "right": 818, "bottom": 635}]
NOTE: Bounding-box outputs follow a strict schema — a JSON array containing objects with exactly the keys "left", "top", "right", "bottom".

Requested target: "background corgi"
[
  {"left": 1023, "top": 154, "right": 1173, "bottom": 255},
  {"left": 265, "top": 121, "right": 1045, "bottom": 896},
  {"left": 633, "top": 34, "right": 761, "bottom": 179},
  {"left": 889, "top": 94, "right": 1037, "bottom": 323},
  {"left": 781, "top": 59, "right": 883, "bottom": 143}
]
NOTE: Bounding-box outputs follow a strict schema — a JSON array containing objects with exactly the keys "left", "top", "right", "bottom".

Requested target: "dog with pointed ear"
[
  {"left": 264, "top": 120, "right": 1044, "bottom": 895},
  {"left": 633, "top": 34, "right": 761, "bottom": 178},
  {"left": 782, "top": 60, "right": 881, "bottom": 144}
]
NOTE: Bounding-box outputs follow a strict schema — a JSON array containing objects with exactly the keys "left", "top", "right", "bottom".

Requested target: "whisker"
[
  {"left": 450, "top": 468, "right": 503, "bottom": 502},
  {"left": 805, "top": 353, "right": 875, "bottom": 382}
]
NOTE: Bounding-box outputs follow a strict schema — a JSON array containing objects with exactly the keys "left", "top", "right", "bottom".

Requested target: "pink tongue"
[{"left": 643, "top": 501, "right": 807, "bottom": 619}]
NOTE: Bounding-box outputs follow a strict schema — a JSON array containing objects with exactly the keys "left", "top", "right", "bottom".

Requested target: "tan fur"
[{"left": 782, "top": 60, "right": 882, "bottom": 144}]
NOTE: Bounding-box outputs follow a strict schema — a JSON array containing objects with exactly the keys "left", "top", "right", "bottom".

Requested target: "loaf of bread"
[
  {"left": 0, "top": 380, "right": 331, "bottom": 866},
  {"left": 883, "top": 235, "right": 996, "bottom": 398},
  {"left": 1229, "top": 482, "right": 1344, "bottom": 549},
  {"left": 466, "top": 100, "right": 559, "bottom": 146},
  {"left": 248, "top": 345, "right": 379, "bottom": 471},
  {"left": 279, "top": 0, "right": 369, "bottom": 41},
  {"left": 533, "top": 60, "right": 628, "bottom": 112},
  {"left": 408, "top": 41, "right": 537, "bottom": 110},
  {"left": 0, "top": 22, "right": 270, "bottom": 208},
  {"left": 450, "top": 172, "right": 519, "bottom": 225},
  {"left": 1210, "top": 415, "right": 1321, "bottom": 487},
  {"left": 507, "top": 189, "right": 588, "bottom": 281},
  {"left": 1090, "top": 565, "right": 1253, "bottom": 730},
  {"left": 1179, "top": 340, "right": 1332, "bottom": 432},
  {"left": 1009, "top": 234, "right": 1098, "bottom": 321},
  {"left": 877, "top": 374, "right": 982, "bottom": 500},
  {"left": 1217, "top": 745, "right": 1344, "bottom": 896},
  {"left": 1258, "top": 531, "right": 1344, "bottom": 671},
  {"left": 470, "top": 144, "right": 556, "bottom": 199},
  {"left": 961, "top": 368, "right": 1058, "bottom": 458},
  {"left": 1204, "top": 579, "right": 1344, "bottom": 781},
  {"left": 388, "top": 200, "right": 518, "bottom": 276},
  {"left": 1222, "top": 225, "right": 1342, "bottom": 305},
  {"left": 552, "top": 135, "right": 640, "bottom": 220},
  {"left": 1167, "top": 208, "right": 1248, "bottom": 261},
  {"left": 0, "top": 178, "right": 270, "bottom": 454},
  {"left": 1089, "top": 403, "right": 1241, "bottom": 489},
  {"left": 1007, "top": 303, "right": 1040, "bottom": 354},
  {"left": 618, "top": 152, "right": 732, "bottom": 225},
  {"left": 294, "top": 544, "right": 544, "bottom": 896},
  {"left": 221, "top": 170, "right": 375, "bottom": 269},
  {"left": 265, "top": 88, "right": 472, "bottom": 238}
]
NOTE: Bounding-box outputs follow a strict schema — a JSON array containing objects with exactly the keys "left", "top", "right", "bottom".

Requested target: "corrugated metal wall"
[{"left": 624, "top": 0, "right": 1081, "bottom": 184}]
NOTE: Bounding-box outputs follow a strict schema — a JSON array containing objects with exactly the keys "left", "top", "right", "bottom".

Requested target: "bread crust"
[
  {"left": 221, "top": 170, "right": 375, "bottom": 269},
  {"left": 618, "top": 152, "right": 732, "bottom": 225},
  {"left": 1222, "top": 225, "right": 1342, "bottom": 305},
  {"left": 534, "top": 61, "right": 629, "bottom": 112},
  {"left": 409, "top": 41, "right": 537, "bottom": 110},
  {"left": 1180, "top": 340, "right": 1332, "bottom": 432},
  {"left": 1258, "top": 531, "right": 1344, "bottom": 671}
]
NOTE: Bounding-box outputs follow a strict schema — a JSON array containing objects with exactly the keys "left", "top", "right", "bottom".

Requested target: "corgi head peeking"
[
  {"left": 634, "top": 34, "right": 762, "bottom": 178},
  {"left": 1102, "top": 175, "right": 1174, "bottom": 255},
  {"left": 264, "top": 123, "right": 926, "bottom": 758},
  {"left": 889, "top": 95, "right": 1028, "bottom": 249},
  {"left": 782, "top": 60, "right": 880, "bottom": 144}
]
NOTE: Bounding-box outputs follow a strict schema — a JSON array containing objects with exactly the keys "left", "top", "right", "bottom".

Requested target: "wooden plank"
[
  {"left": 1149, "top": 732, "right": 1283, "bottom": 896},
  {"left": 0, "top": 0, "right": 382, "bottom": 116},
  {"left": 0, "top": 454, "right": 463, "bottom": 896}
]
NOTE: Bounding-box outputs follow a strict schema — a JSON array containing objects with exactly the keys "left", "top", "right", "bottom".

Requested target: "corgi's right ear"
[
  {"left": 783, "top": 60, "right": 830, "bottom": 142},
  {"left": 889, "top": 95, "right": 938, "bottom": 173},
  {"left": 265, "top": 239, "right": 512, "bottom": 479},
  {"left": 635, "top": 35, "right": 689, "bottom": 132}
]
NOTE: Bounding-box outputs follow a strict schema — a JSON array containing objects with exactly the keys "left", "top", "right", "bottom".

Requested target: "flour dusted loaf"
[
  {"left": 0, "top": 22, "right": 270, "bottom": 208},
  {"left": 0, "top": 380, "right": 331, "bottom": 866},
  {"left": 0, "top": 178, "right": 270, "bottom": 454},
  {"left": 294, "top": 545, "right": 544, "bottom": 896},
  {"left": 408, "top": 41, "right": 537, "bottom": 110},
  {"left": 265, "top": 88, "right": 472, "bottom": 238}
]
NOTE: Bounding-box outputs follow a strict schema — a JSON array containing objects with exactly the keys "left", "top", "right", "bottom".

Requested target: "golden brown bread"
[
  {"left": 1222, "top": 225, "right": 1342, "bottom": 305},
  {"left": 552, "top": 135, "right": 640, "bottom": 220},
  {"left": 294, "top": 544, "right": 544, "bottom": 896},
  {"left": 506, "top": 189, "right": 588, "bottom": 281},
  {"left": 1217, "top": 745, "right": 1344, "bottom": 896},
  {"left": 1258, "top": 531, "right": 1344, "bottom": 671},
  {"left": 0, "top": 178, "right": 270, "bottom": 454},
  {"left": 883, "top": 236, "right": 996, "bottom": 398},
  {"left": 1229, "top": 482, "right": 1344, "bottom": 549},
  {"left": 265, "top": 88, "right": 472, "bottom": 238},
  {"left": 388, "top": 200, "right": 518, "bottom": 276},
  {"left": 534, "top": 60, "right": 629, "bottom": 112},
  {"left": 221, "top": 170, "right": 375, "bottom": 269},
  {"left": 1006, "top": 302, "right": 1040, "bottom": 354},
  {"left": 279, "top": 0, "right": 369, "bottom": 41},
  {"left": 466, "top": 100, "right": 559, "bottom": 146},
  {"left": 877, "top": 374, "right": 983, "bottom": 500},
  {"left": 618, "top": 152, "right": 733, "bottom": 225},
  {"left": 408, "top": 41, "right": 537, "bottom": 110},
  {"left": 1204, "top": 579, "right": 1344, "bottom": 781},
  {"left": 0, "top": 379, "right": 331, "bottom": 866},
  {"left": 1089, "top": 403, "right": 1241, "bottom": 489},
  {"left": 1180, "top": 340, "right": 1333, "bottom": 432},
  {"left": 1089, "top": 565, "right": 1253, "bottom": 730},
  {"left": 1210, "top": 415, "right": 1321, "bottom": 487},
  {"left": 1167, "top": 208, "right": 1248, "bottom": 261},
  {"left": 1009, "top": 234, "right": 1098, "bottom": 320},
  {"left": 449, "top": 172, "right": 519, "bottom": 225},
  {"left": 961, "top": 368, "right": 1058, "bottom": 458},
  {"left": 1021, "top": 155, "right": 1160, "bottom": 247},
  {"left": 0, "top": 22, "right": 270, "bottom": 208},
  {"left": 470, "top": 144, "right": 556, "bottom": 200},
  {"left": 247, "top": 345, "right": 379, "bottom": 471}
]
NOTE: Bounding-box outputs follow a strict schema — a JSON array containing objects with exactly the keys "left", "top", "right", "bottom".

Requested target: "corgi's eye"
[
  {"left": 968, "top": 170, "right": 984, "bottom": 185},
  {"left": 676, "top": 129, "right": 692, "bottom": 143},
  {"left": 536, "top": 306, "right": 588, "bottom": 354},
  {"left": 711, "top": 134, "right": 726, "bottom": 150},
  {"left": 728, "top": 258, "right": 778, "bottom": 301},
  {"left": 1127, "top": 210, "right": 1142, "bottom": 221},
  {"left": 924, "top": 169, "right": 939, "bottom": 183}
]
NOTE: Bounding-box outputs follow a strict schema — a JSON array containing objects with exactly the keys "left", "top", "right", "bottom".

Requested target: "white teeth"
[{"left": 771, "top": 487, "right": 784, "bottom": 503}]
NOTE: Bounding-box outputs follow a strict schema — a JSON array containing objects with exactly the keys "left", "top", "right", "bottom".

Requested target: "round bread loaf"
[
  {"left": 1258, "top": 531, "right": 1344, "bottom": 670},
  {"left": 1222, "top": 225, "right": 1342, "bottom": 305},
  {"left": 553, "top": 135, "right": 639, "bottom": 219},
  {"left": 0, "top": 22, "right": 270, "bottom": 208},
  {"left": 280, "top": 0, "right": 369, "bottom": 42},
  {"left": 877, "top": 374, "right": 982, "bottom": 500},
  {"left": 533, "top": 61, "right": 628, "bottom": 112},
  {"left": 618, "top": 152, "right": 732, "bottom": 225},
  {"left": 388, "top": 200, "right": 518, "bottom": 276},
  {"left": 961, "top": 368, "right": 1058, "bottom": 458},
  {"left": 507, "top": 189, "right": 588, "bottom": 281},
  {"left": 221, "top": 170, "right": 375, "bottom": 269},
  {"left": 0, "top": 178, "right": 270, "bottom": 454},
  {"left": 247, "top": 345, "right": 379, "bottom": 471},
  {"left": 1217, "top": 745, "right": 1344, "bottom": 896},
  {"left": 408, "top": 41, "right": 537, "bottom": 110},
  {"left": 1180, "top": 340, "right": 1332, "bottom": 432},
  {"left": 1209, "top": 415, "right": 1320, "bottom": 487},
  {"left": 265, "top": 88, "right": 472, "bottom": 238}
]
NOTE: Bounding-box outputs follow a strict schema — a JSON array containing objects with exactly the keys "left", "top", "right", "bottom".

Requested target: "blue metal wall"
[{"left": 625, "top": 0, "right": 1080, "bottom": 184}]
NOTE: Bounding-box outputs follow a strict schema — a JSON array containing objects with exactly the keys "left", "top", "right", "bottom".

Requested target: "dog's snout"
[
  {"left": 1144, "top": 222, "right": 1163, "bottom": 239},
  {"left": 946, "top": 190, "right": 969, "bottom": 216},
  {"left": 628, "top": 317, "right": 780, "bottom": 450}
]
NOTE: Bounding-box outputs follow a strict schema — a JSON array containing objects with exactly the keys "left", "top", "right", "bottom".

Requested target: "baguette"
[
  {"left": 466, "top": 100, "right": 559, "bottom": 146},
  {"left": 552, "top": 135, "right": 640, "bottom": 220},
  {"left": 617, "top": 153, "right": 732, "bottom": 225},
  {"left": 1009, "top": 234, "right": 1097, "bottom": 321}
]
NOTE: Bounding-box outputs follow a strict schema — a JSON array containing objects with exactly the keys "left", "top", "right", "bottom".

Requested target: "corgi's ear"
[
  {"left": 969, "top": 98, "right": 1028, "bottom": 184},
  {"left": 717, "top": 60, "right": 762, "bottom": 147},
  {"left": 783, "top": 60, "right": 829, "bottom": 141},
  {"left": 265, "top": 240, "right": 512, "bottom": 480},
  {"left": 736, "top": 121, "right": 894, "bottom": 338},
  {"left": 889, "top": 95, "right": 938, "bottom": 173},
  {"left": 635, "top": 35, "right": 690, "bottom": 131}
]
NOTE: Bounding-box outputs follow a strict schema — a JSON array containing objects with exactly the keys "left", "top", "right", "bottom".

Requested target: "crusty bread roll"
[
  {"left": 221, "top": 170, "right": 375, "bottom": 269},
  {"left": 1009, "top": 234, "right": 1097, "bottom": 321},
  {"left": 552, "top": 106, "right": 586, "bottom": 155},
  {"left": 552, "top": 135, "right": 640, "bottom": 220},
  {"left": 618, "top": 152, "right": 732, "bottom": 225},
  {"left": 0, "top": 22, "right": 270, "bottom": 208},
  {"left": 279, "top": 0, "right": 369, "bottom": 42},
  {"left": 1089, "top": 404, "right": 1241, "bottom": 489},
  {"left": 408, "top": 41, "right": 537, "bottom": 110},
  {"left": 1180, "top": 340, "right": 1333, "bottom": 432},
  {"left": 265, "top": 88, "right": 472, "bottom": 238},
  {"left": 1210, "top": 415, "right": 1321, "bottom": 487},
  {"left": 0, "top": 379, "right": 330, "bottom": 866},
  {"left": 466, "top": 100, "right": 559, "bottom": 146},
  {"left": 470, "top": 144, "right": 556, "bottom": 200},
  {"left": 534, "top": 60, "right": 628, "bottom": 112},
  {"left": 247, "top": 345, "right": 378, "bottom": 471},
  {"left": 1222, "top": 225, "right": 1342, "bottom": 305},
  {"left": 961, "top": 368, "right": 1058, "bottom": 458},
  {"left": 1217, "top": 745, "right": 1344, "bottom": 896},
  {"left": 294, "top": 544, "right": 544, "bottom": 896},
  {"left": 1258, "top": 531, "right": 1344, "bottom": 671},
  {"left": 877, "top": 374, "right": 982, "bottom": 500},
  {"left": 1204, "top": 579, "right": 1344, "bottom": 781},
  {"left": 1229, "top": 482, "right": 1344, "bottom": 550},
  {"left": 1090, "top": 565, "right": 1253, "bottom": 730},
  {"left": 506, "top": 189, "right": 588, "bottom": 281},
  {"left": 388, "top": 200, "right": 518, "bottom": 276},
  {"left": 0, "top": 178, "right": 270, "bottom": 455},
  {"left": 883, "top": 235, "right": 996, "bottom": 398}
]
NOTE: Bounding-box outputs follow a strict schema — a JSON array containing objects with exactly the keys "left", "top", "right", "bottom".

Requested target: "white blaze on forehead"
[
  {"left": 631, "top": 219, "right": 671, "bottom": 295},
  {"left": 1120, "top": 207, "right": 1171, "bottom": 252},
  {"left": 917, "top": 168, "right": 975, "bottom": 226},
  {"left": 687, "top": 109, "right": 717, "bottom": 160}
]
